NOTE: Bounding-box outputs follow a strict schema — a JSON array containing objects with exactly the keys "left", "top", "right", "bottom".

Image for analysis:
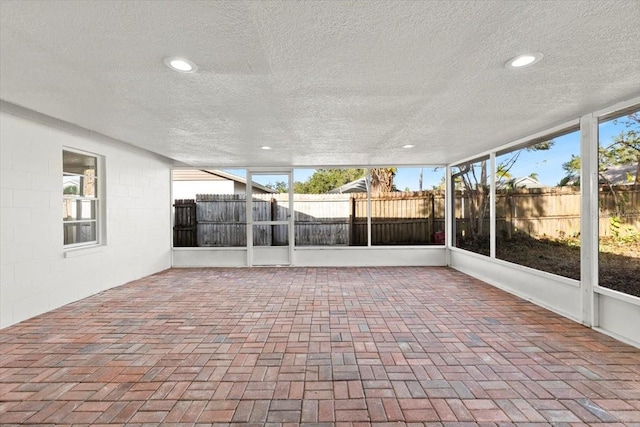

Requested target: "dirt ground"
[
  {"left": 460, "top": 234, "right": 640, "bottom": 298},
  {"left": 597, "top": 237, "right": 640, "bottom": 297}
]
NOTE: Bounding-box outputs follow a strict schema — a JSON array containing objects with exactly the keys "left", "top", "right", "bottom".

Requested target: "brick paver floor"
[{"left": 1, "top": 267, "right": 639, "bottom": 426}]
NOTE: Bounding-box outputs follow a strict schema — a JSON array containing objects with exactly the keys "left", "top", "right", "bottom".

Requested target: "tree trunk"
[{"left": 370, "top": 168, "right": 395, "bottom": 195}]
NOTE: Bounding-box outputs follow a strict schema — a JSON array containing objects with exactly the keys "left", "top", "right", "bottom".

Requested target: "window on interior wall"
[
  {"left": 172, "top": 168, "right": 248, "bottom": 247},
  {"left": 63, "top": 149, "right": 99, "bottom": 247},
  {"left": 494, "top": 128, "right": 581, "bottom": 279},
  {"left": 598, "top": 109, "right": 639, "bottom": 297},
  {"left": 370, "top": 167, "right": 445, "bottom": 245},
  {"left": 293, "top": 168, "right": 367, "bottom": 246},
  {"left": 451, "top": 157, "right": 491, "bottom": 255}
]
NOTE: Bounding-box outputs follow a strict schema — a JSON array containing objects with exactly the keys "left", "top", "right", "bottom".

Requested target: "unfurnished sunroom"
[{"left": 1, "top": 1, "right": 639, "bottom": 351}]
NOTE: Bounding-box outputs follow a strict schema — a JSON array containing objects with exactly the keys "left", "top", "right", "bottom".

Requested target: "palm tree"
[{"left": 370, "top": 168, "right": 396, "bottom": 195}]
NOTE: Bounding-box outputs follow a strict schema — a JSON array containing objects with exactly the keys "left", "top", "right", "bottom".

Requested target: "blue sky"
[
  {"left": 229, "top": 114, "right": 633, "bottom": 190},
  {"left": 497, "top": 130, "right": 580, "bottom": 187},
  {"left": 499, "top": 116, "right": 628, "bottom": 186}
]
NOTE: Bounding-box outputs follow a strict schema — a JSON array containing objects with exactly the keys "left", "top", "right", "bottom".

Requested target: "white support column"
[
  {"left": 489, "top": 153, "right": 496, "bottom": 259},
  {"left": 170, "top": 168, "right": 175, "bottom": 267},
  {"left": 246, "top": 170, "right": 254, "bottom": 267},
  {"left": 366, "top": 169, "right": 372, "bottom": 247},
  {"left": 580, "top": 113, "right": 599, "bottom": 327},
  {"left": 288, "top": 170, "right": 294, "bottom": 265},
  {"left": 445, "top": 165, "right": 453, "bottom": 265}
]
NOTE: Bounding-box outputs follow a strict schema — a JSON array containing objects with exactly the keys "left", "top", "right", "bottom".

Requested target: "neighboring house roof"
[
  {"left": 327, "top": 177, "right": 368, "bottom": 194},
  {"left": 600, "top": 163, "right": 638, "bottom": 185},
  {"left": 172, "top": 169, "right": 227, "bottom": 181},
  {"left": 497, "top": 176, "right": 546, "bottom": 189},
  {"left": 172, "top": 169, "right": 277, "bottom": 193}
]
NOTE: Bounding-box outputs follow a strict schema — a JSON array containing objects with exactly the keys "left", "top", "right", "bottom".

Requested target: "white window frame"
[{"left": 63, "top": 148, "right": 101, "bottom": 249}]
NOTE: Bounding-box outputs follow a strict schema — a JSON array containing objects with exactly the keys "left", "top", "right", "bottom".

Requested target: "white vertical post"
[
  {"left": 169, "top": 167, "right": 174, "bottom": 267},
  {"left": 288, "top": 170, "right": 294, "bottom": 265},
  {"left": 580, "top": 114, "right": 599, "bottom": 327},
  {"left": 99, "top": 156, "right": 107, "bottom": 246},
  {"left": 489, "top": 154, "right": 496, "bottom": 259},
  {"left": 367, "top": 169, "right": 372, "bottom": 247},
  {"left": 246, "top": 170, "right": 253, "bottom": 267},
  {"left": 445, "top": 165, "right": 453, "bottom": 264}
]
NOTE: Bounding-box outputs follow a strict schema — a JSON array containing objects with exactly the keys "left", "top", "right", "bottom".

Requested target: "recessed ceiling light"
[
  {"left": 505, "top": 53, "right": 543, "bottom": 69},
  {"left": 260, "top": 146, "right": 272, "bottom": 150},
  {"left": 402, "top": 144, "right": 415, "bottom": 149},
  {"left": 164, "top": 57, "right": 198, "bottom": 73}
]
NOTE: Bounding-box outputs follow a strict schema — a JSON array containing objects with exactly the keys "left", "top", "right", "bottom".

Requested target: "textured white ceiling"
[{"left": 1, "top": 0, "right": 639, "bottom": 167}]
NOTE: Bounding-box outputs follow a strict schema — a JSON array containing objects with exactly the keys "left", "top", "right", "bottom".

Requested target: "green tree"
[
  {"left": 293, "top": 169, "right": 366, "bottom": 194},
  {"left": 558, "top": 113, "right": 639, "bottom": 216},
  {"left": 63, "top": 185, "right": 78, "bottom": 195},
  {"left": 453, "top": 160, "right": 490, "bottom": 240},
  {"left": 598, "top": 114, "right": 639, "bottom": 217},
  {"left": 265, "top": 180, "right": 288, "bottom": 193},
  {"left": 496, "top": 165, "right": 513, "bottom": 180},
  {"left": 454, "top": 140, "right": 553, "bottom": 241},
  {"left": 606, "top": 113, "right": 639, "bottom": 186},
  {"left": 292, "top": 168, "right": 399, "bottom": 194},
  {"left": 559, "top": 113, "right": 639, "bottom": 188},
  {"left": 558, "top": 154, "right": 581, "bottom": 186}
]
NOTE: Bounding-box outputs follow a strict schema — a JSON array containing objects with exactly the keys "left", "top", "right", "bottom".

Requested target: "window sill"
[{"left": 64, "top": 245, "right": 104, "bottom": 258}]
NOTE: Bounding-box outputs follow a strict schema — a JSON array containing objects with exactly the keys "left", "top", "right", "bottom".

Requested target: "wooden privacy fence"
[
  {"left": 289, "top": 194, "right": 352, "bottom": 246},
  {"left": 196, "top": 194, "right": 292, "bottom": 247},
  {"left": 173, "top": 187, "right": 639, "bottom": 247},
  {"left": 455, "top": 186, "right": 639, "bottom": 239},
  {"left": 352, "top": 191, "right": 446, "bottom": 245},
  {"left": 494, "top": 187, "right": 582, "bottom": 238},
  {"left": 186, "top": 191, "right": 446, "bottom": 247},
  {"left": 196, "top": 194, "right": 251, "bottom": 247}
]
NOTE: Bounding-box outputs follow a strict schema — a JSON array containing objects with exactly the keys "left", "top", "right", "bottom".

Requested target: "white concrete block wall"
[{"left": 0, "top": 105, "right": 172, "bottom": 328}]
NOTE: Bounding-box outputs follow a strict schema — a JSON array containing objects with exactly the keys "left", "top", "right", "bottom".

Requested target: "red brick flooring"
[{"left": 1, "top": 267, "right": 639, "bottom": 426}]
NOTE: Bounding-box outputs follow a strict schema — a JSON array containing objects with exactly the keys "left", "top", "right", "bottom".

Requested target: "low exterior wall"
[{"left": 173, "top": 246, "right": 447, "bottom": 268}]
